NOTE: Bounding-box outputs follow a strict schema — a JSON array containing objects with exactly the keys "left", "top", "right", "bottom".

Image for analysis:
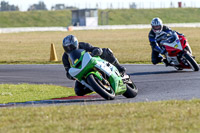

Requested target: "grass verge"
[
  {"left": 0, "top": 28, "right": 200, "bottom": 64},
  {"left": 0, "top": 99, "right": 199, "bottom": 133},
  {"left": 1, "top": 8, "right": 200, "bottom": 27},
  {"left": 0, "top": 10, "right": 71, "bottom": 27},
  {"left": 0, "top": 84, "right": 75, "bottom": 104}
]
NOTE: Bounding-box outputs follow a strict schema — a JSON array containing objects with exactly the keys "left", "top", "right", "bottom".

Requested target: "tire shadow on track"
[
  {"left": 0, "top": 94, "right": 111, "bottom": 108},
  {"left": 129, "top": 70, "right": 194, "bottom": 76}
]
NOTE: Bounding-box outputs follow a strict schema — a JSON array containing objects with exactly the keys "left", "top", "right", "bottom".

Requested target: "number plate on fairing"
[
  {"left": 95, "top": 61, "right": 114, "bottom": 76},
  {"left": 164, "top": 39, "right": 183, "bottom": 50}
]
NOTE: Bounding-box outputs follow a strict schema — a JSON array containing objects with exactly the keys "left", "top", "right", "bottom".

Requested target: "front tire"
[
  {"left": 123, "top": 82, "right": 138, "bottom": 98},
  {"left": 87, "top": 74, "right": 115, "bottom": 100},
  {"left": 183, "top": 53, "right": 199, "bottom": 71}
]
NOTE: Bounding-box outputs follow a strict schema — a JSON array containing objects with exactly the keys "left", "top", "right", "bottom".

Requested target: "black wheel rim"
[{"left": 94, "top": 77, "right": 115, "bottom": 95}]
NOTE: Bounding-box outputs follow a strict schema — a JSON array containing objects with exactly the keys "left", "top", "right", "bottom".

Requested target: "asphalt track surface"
[{"left": 0, "top": 64, "right": 200, "bottom": 106}]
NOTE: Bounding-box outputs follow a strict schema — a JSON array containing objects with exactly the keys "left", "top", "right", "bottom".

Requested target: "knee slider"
[
  {"left": 105, "top": 48, "right": 113, "bottom": 56},
  {"left": 101, "top": 48, "right": 117, "bottom": 64}
]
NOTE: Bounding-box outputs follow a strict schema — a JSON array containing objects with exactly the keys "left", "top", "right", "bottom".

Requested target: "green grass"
[
  {"left": 0, "top": 28, "right": 200, "bottom": 64},
  {"left": 1, "top": 8, "right": 200, "bottom": 27},
  {"left": 0, "top": 99, "right": 199, "bottom": 133},
  {"left": 0, "top": 84, "right": 75, "bottom": 104},
  {"left": 1, "top": 9, "right": 199, "bottom": 133},
  {"left": 101, "top": 8, "right": 200, "bottom": 25},
  {"left": 0, "top": 10, "right": 71, "bottom": 27}
]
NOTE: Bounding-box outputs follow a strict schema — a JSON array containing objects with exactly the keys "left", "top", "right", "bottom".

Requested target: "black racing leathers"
[
  {"left": 62, "top": 42, "right": 125, "bottom": 96},
  {"left": 62, "top": 42, "right": 123, "bottom": 73},
  {"left": 148, "top": 25, "right": 172, "bottom": 48},
  {"left": 62, "top": 42, "right": 100, "bottom": 72}
]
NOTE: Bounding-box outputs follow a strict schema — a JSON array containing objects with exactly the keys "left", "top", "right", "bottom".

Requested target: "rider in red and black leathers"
[{"left": 62, "top": 35, "right": 126, "bottom": 96}]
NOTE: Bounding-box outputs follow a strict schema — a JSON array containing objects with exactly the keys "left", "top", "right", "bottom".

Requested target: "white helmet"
[{"left": 151, "top": 17, "right": 163, "bottom": 34}]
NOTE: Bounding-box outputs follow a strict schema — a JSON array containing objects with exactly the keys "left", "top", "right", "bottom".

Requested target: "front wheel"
[
  {"left": 183, "top": 53, "right": 199, "bottom": 71},
  {"left": 87, "top": 74, "right": 115, "bottom": 100},
  {"left": 123, "top": 82, "right": 138, "bottom": 98}
]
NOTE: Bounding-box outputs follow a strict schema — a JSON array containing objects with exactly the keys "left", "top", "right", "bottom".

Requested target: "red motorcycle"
[{"left": 159, "top": 31, "right": 199, "bottom": 71}]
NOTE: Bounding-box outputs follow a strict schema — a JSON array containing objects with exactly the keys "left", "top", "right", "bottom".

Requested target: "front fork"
[
  {"left": 81, "top": 70, "right": 109, "bottom": 92},
  {"left": 80, "top": 80, "right": 94, "bottom": 92},
  {"left": 177, "top": 50, "right": 194, "bottom": 67}
]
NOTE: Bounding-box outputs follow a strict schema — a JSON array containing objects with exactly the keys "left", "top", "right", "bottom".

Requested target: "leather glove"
[
  {"left": 176, "top": 31, "right": 185, "bottom": 37},
  {"left": 154, "top": 45, "right": 166, "bottom": 54},
  {"left": 160, "top": 49, "right": 166, "bottom": 54},
  {"left": 91, "top": 48, "right": 103, "bottom": 56},
  {"left": 66, "top": 71, "right": 75, "bottom": 80}
]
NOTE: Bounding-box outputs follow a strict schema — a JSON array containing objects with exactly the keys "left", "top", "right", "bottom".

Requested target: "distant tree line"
[
  {"left": 0, "top": 1, "right": 19, "bottom": 11},
  {"left": 27, "top": 1, "right": 47, "bottom": 11},
  {"left": 51, "top": 4, "right": 78, "bottom": 10},
  {"left": 0, "top": 1, "right": 78, "bottom": 12},
  {"left": 0, "top": 1, "right": 189, "bottom": 12},
  {"left": 27, "top": 1, "right": 78, "bottom": 11}
]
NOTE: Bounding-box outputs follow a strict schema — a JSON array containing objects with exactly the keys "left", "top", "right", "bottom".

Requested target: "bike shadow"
[
  {"left": 0, "top": 98, "right": 106, "bottom": 108},
  {"left": 0, "top": 95, "right": 126, "bottom": 107},
  {"left": 128, "top": 70, "right": 194, "bottom": 76}
]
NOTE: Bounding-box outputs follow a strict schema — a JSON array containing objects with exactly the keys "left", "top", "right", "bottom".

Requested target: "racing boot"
[{"left": 162, "top": 58, "right": 171, "bottom": 67}]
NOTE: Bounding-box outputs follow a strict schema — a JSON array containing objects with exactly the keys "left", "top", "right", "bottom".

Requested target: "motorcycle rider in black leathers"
[
  {"left": 62, "top": 35, "right": 126, "bottom": 96},
  {"left": 148, "top": 17, "right": 191, "bottom": 65}
]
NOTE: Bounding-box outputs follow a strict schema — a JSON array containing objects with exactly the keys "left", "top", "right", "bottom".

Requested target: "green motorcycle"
[{"left": 68, "top": 49, "right": 138, "bottom": 100}]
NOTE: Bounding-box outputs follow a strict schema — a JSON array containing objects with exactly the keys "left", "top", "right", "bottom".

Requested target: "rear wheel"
[
  {"left": 87, "top": 74, "right": 115, "bottom": 100},
  {"left": 123, "top": 82, "right": 138, "bottom": 98},
  {"left": 183, "top": 53, "right": 199, "bottom": 71}
]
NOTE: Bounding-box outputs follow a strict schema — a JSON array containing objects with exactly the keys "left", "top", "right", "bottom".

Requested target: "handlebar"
[{"left": 160, "top": 31, "right": 177, "bottom": 45}]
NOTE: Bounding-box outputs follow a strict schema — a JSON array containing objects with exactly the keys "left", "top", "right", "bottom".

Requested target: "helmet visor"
[
  {"left": 152, "top": 25, "right": 161, "bottom": 32},
  {"left": 64, "top": 44, "right": 77, "bottom": 53}
]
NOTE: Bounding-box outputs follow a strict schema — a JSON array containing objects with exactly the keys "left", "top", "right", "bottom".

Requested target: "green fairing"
[
  {"left": 85, "top": 56, "right": 103, "bottom": 80},
  {"left": 74, "top": 58, "right": 97, "bottom": 81},
  {"left": 108, "top": 73, "right": 126, "bottom": 95},
  {"left": 95, "top": 57, "right": 126, "bottom": 94},
  {"left": 86, "top": 71, "right": 103, "bottom": 81},
  {"left": 72, "top": 51, "right": 86, "bottom": 69},
  {"left": 71, "top": 52, "right": 127, "bottom": 95}
]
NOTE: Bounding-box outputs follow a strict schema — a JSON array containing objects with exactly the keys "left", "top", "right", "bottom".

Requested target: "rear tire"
[
  {"left": 123, "top": 82, "right": 138, "bottom": 98},
  {"left": 183, "top": 53, "right": 199, "bottom": 71},
  {"left": 87, "top": 74, "right": 115, "bottom": 100}
]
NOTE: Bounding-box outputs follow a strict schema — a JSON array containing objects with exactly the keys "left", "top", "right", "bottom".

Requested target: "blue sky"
[{"left": 2, "top": 0, "right": 200, "bottom": 11}]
